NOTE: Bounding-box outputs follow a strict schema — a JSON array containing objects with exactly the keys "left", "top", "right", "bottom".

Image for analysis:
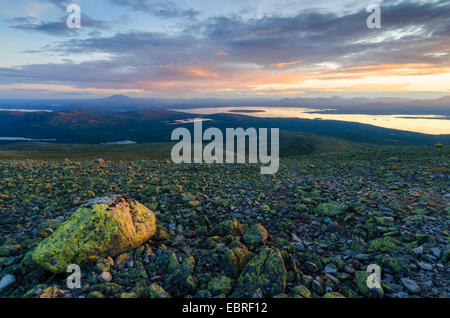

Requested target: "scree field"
[{"left": 0, "top": 146, "right": 448, "bottom": 298}]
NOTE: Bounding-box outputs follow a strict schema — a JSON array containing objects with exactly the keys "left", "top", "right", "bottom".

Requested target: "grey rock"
[
  {"left": 413, "top": 246, "right": 423, "bottom": 255},
  {"left": 392, "top": 291, "right": 409, "bottom": 298},
  {"left": 429, "top": 247, "right": 441, "bottom": 258},
  {"left": 0, "top": 274, "right": 15, "bottom": 292},
  {"left": 418, "top": 262, "right": 433, "bottom": 271},
  {"left": 355, "top": 254, "right": 371, "bottom": 260},
  {"left": 324, "top": 264, "right": 337, "bottom": 274},
  {"left": 293, "top": 242, "right": 305, "bottom": 252},
  {"left": 400, "top": 278, "right": 421, "bottom": 294},
  {"left": 422, "top": 281, "right": 433, "bottom": 290}
]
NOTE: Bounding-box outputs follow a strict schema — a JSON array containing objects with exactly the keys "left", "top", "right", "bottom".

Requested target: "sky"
[{"left": 0, "top": 0, "right": 449, "bottom": 99}]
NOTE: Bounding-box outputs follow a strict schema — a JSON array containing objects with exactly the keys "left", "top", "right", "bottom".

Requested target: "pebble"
[
  {"left": 400, "top": 278, "right": 421, "bottom": 294},
  {"left": 413, "top": 246, "right": 423, "bottom": 255},
  {"left": 99, "top": 272, "right": 113, "bottom": 283},
  {"left": 324, "top": 264, "right": 337, "bottom": 274},
  {"left": 391, "top": 292, "right": 409, "bottom": 298},
  {"left": 418, "top": 262, "right": 433, "bottom": 271},
  {"left": 293, "top": 242, "right": 305, "bottom": 252},
  {"left": 304, "top": 261, "right": 318, "bottom": 273},
  {"left": 422, "top": 281, "right": 433, "bottom": 290}
]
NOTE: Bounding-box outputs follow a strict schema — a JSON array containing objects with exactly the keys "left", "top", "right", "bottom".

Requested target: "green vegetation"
[{"left": 0, "top": 146, "right": 448, "bottom": 298}]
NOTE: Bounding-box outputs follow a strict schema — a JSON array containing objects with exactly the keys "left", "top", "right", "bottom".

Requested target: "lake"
[
  {"left": 0, "top": 108, "right": 53, "bottom": 112},
  {"left": 174, "top": 107, "right": 450, "bottom": 135},
  {"left": 0, "top": 137, "right": 57, "bottom": 141}
]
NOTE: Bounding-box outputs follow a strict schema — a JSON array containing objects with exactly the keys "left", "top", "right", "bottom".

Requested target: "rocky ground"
[{"left": 0, "top": 146, "right": 448, "bottom": 298}]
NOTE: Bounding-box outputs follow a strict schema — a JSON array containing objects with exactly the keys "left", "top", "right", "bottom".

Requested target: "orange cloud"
[
  {"left": 269, "top": 59, "right": 303, "bottom": 68},
  {"left": 184, "top": 69, "right": 219, "bottom": 79},
  {"left": 215, "top": 51, "right": 229, "bottom": 56},
  {"left": 317, "top": 63, "right": 450, "bottom": 80}
]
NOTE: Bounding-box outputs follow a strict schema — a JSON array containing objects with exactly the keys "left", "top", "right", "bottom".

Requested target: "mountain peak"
[{"left": 103, "top": 95, "right": 133, "bottom": 100}]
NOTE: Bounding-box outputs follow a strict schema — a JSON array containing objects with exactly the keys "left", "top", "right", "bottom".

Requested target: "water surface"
[{"left": 175, "top": 107, "right": 449, "bottom": 135}]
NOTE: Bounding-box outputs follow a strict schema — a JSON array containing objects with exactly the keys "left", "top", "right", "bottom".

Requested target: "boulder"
[
  {"left": 244, "top": 224, "right": 269, "bottom": 249},
  {"left": 233, "top": 247, "right": 287, "bottom": 297},
  {"left": 32, "top": 195, "right": 156, "bottom": 273}
]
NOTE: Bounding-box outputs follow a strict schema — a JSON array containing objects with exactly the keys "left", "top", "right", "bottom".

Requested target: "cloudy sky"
[{"left": 0, "top": 0, "right": 449, "bottom": 99}]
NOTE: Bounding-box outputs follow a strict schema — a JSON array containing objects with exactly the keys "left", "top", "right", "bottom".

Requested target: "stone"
[
  {"left": 429, "top": 247, "right": 441, "bottom": 258},
  {"left": 355, "top": 271, "right": 384, "bottom": 298},
  {"left": 323, "top": 292, "right": 346, "bottom": 298},
  {"left": 324, "top": 264, "right": 337, "bottom": 274},
  {"left": 147, "top": 283, "right": 171, "bottom": 298},
  {"left": 87, "top": 291, "right": 105, "bottom": 298},
  {"left": 99, "top": 272, "right": 113, "bottom": 283},
  {"left": 417, "top": 262, "right": 433, "bottom": 271},
  {"left": 0, "top": 274, "right": 15, "bottom": 292},
  {"left": 315, "top": 202, "right": 345, "bottom": 217},
  {"left": 233, "top": 247, "right": 287, "bottom": 297},
  {"left": 40, "top": 286, "right": 67, "bottom": 298},
  {"left": 304, "top": 261, "right": 318, "bottom": 273},
  {"left": 413, "top": 246, "right": 423, "bottom": 255},
  {"left": 115, "top": 253, "right": 130, "bottom": 266},
  {"left": 312, "top": 280, "right": 325, "bottom": 295},
  {"left": 213, "top": 219, "right": 244, "bottom": 237},
  {"left": 0, "top": 244, "right": 22, "bottom": 257},
  {"left": 243, "top": 224, "right": 269, "bottom": 249},
  {"left": 291, "top": 284, "right": 311, "bottom": 298},
  {"left": 206, "top": 276, "right": 234, "bottom": 296},
  {"left": 293, "top": 242, "right": 305, "bottom": 252},
  {"left": 32, "top": 195, "right": 156, "bottom": 273},
  {"left": 400, "top": 278, "right": 420, "bottom": 294}
]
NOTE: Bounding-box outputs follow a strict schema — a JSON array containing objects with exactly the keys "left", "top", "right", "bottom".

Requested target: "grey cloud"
[
  {"left": 10, "top": 14, "right": 111, "bottom": 37},
  {"left": 110, "top": 0, "right": 198, "bottom": 18}
]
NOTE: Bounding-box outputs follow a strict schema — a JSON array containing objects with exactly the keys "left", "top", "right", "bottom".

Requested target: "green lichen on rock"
[
  {"left": 207, "top": 276, "right": 234, "bottom": 296},
  {"left": 147, "top": 283, "right": 171, "bottom": 298},
  {"left": 355, "top": 271, "right": 384, "bottom": 298},
  {"left": 155, "top": 249, "right": 180, "bottom": 274},
  {"left": 213, "top": 219, "right": 244, "bottom": 237},
  {"left": 379, "top": 256, "right": 411, "bottom": 275},
  {"left": 32, "top": 195, "right": 156, "bottom": 273},
  {"left": 368, "top": 237, "right": 403, "bottom": 253},
  {"left": 0, "top": 244, "right": 22, "bottom": 257},
  {"left": 211, "top": 246, "right": 254, "bottom": 278},
  {"left": 233, "top": 247, "right": 287, "bottom": 297},
  {"left": 315, "top": 202, "right": 345, "bottom": 217},
  {"left": 244, "top": 224, "right": 269, "bottom": 249},
  {"left": 323, "top": 292, "right": 346, "bottom": 298},
  {"left": 291, "top": 284, "right": 311, "bottom": 298}
]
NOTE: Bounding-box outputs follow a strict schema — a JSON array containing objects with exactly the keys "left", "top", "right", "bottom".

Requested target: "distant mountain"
[{"left": 0, "top": 95, "right": 448, "bottom": 115}]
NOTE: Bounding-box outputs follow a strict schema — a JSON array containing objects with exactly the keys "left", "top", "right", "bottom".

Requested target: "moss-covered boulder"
[
  {"left": 32, "top": 195, "right": 156, "bottom": 273},
  {"left": 244, "top": 224, "right": 269, "bottom": 250},
  {"left": 233, "top": 247, "right": 287, "bottom": 297}
]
